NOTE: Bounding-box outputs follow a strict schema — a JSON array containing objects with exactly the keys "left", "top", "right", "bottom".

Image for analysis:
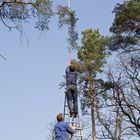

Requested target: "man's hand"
[
  {"left": 71, "top": 126, "right": 76, "bottom": 130},
  {"left": 68, "top": 50, "right": 71, "bottom": 66},
  {"left": 69, "top": 125, "right": 76, "bottom": 133}
]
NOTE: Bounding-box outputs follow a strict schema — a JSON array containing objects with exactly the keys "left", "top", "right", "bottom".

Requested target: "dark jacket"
[
  {"left": 65, "top": 66, "right": 78, "bottom": 86},
  {"left": 54, "top": 121, "right": 74, "bottom": 140}
]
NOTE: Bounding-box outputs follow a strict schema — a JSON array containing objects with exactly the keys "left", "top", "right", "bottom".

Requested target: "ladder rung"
[
  {"left": 73, "top": 135, "right": 83, "bottom": 137},
  {"left": 70, "top": 121, "right": 80, "bottom": 123},
  {"left": 75, "top": 127, "right": 83, "bottom": 130},
  {"left": 65, "top": 113, "right": 69, "bottom": 115}
]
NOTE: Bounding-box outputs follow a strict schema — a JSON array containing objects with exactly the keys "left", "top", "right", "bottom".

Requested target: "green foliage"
[
  {"left": 57, "top": 6, "right": 78, "bottom": 49},
  {"left": 78, "top": 29, "right": 107, "bottom": 72},
  {"left": 1, "top": 2, "right": 29, "bottom": 23},
  {"left": 0, "top": 0, "right": 52, "bottom": 30},
  {"left": 34, "top": 0, "right": 53, "bottom": 30},
  {"left": 0, "top": 0, "right": 78, "bottom": 48},
  {"left": 109, "top": 0, "right": 140, "bottom": 51},
  {"left": 73, "top": 29, "right": 107, "bottom": 115}
]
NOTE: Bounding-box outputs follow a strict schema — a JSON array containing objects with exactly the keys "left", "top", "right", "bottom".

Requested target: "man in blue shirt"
[
  {"left": 54, "top": 113, "right": 75, "bottom": 140},
  {"left": 65, "top": 64, "right": 78, "bottom": 118}
]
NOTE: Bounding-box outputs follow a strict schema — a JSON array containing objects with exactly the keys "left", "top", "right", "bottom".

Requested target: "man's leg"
[
  {"left": 73, "top": 87, "right": 78, "bottom": 117},
  {"left": 65, "top": 87, "right": 74, "bottom": 116}
]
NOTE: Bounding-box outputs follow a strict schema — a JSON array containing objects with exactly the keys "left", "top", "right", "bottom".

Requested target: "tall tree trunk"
[{"left": 89, "top": 75, "right": 96, "bottom": 140}]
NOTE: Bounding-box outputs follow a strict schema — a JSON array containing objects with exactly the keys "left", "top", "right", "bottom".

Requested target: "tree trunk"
[{"left": 89, "top": 76, "right": 96, "bottom": 140}]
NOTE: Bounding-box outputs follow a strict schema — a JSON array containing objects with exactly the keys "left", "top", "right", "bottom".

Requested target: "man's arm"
[
  {"left": 68, "top": 50, "right": 71, "bottom": 66},
  {"left": 65, "top": 123, "right": 75, "bottom": 134},
  {"left": 65, "top": 66, "right": 70, "bottom": 74}
]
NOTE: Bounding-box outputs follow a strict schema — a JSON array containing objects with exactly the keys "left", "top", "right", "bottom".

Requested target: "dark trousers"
[{"left": 66, "top": 85, "right": 78, "bottom": 114}]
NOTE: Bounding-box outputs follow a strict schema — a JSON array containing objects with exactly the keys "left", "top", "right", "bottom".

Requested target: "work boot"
[
  {"left": 70, "top": 112, "right": 74, "bottom": 117},
  {"left": 73, "top": 112, "right": 78, "bottom": 118}
]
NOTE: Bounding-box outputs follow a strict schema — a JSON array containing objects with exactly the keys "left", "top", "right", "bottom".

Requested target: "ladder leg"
[
  {"left": 63, "top": 93, "right": 84, "bottom": 140},
  {"left": 63, "top": 95, "right": 67, "bottom": 120}
]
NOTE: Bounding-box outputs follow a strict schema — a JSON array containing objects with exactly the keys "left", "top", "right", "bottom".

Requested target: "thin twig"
[{"left": 0, "top": 54, "right": 7, "bottom": 61}]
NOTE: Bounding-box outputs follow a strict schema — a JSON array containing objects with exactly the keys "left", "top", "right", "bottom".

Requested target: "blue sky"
[{"left": 0, "top": 0, "right": 124, "bottom": 140}]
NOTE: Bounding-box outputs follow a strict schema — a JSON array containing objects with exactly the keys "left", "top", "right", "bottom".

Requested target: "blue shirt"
[{"left": 54, "top": 121, "right": 74, "bottom": 140}]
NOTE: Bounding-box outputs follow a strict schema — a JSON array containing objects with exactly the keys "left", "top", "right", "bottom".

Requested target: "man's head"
[
  {"left": 56, "top": 113, "right": 64, "bottom": 122},
  {"left": 69, "top": 64, "right": 75, "bottom": 72}
]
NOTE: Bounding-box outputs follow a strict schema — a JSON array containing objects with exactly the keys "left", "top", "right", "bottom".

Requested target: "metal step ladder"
[{"left": 63, "top": 95, "right": 84, "bottom": 140}]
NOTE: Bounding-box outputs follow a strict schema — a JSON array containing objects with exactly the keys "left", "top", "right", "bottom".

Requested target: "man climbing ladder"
[
  {"left": 65, "top": 61, "right": 78, "bottom": 118},
  {"left": 65, "top": 0, "right": 78, "bottom": 118}
]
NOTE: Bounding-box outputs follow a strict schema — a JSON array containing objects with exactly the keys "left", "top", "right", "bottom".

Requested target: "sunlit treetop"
[{"left": 109, "top": 0, "right": 140, "bottom": 52}]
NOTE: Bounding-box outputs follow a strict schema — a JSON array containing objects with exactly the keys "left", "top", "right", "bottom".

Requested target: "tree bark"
[{"left": 89, "top": 75, "right": 96, "bottom": 140}]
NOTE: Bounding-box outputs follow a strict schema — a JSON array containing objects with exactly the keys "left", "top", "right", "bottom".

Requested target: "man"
[
  {"left": 65, "top": 63, "right": 78, "bottom": 118},
  {"left": 54, "top": 113, "right": 75, "bottom": 140}
]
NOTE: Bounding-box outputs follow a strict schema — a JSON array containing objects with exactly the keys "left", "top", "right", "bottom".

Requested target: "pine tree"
[
  {"left": 109, "top": 0, "right": 140, "bottom": 52},
  {"left": 75, "top": 29, "right": 107, "bottom": 140}
]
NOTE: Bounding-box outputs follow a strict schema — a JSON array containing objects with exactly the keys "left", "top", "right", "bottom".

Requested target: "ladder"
[{"left": 64, "top": 94, "right": 84, "bottom": 140}]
